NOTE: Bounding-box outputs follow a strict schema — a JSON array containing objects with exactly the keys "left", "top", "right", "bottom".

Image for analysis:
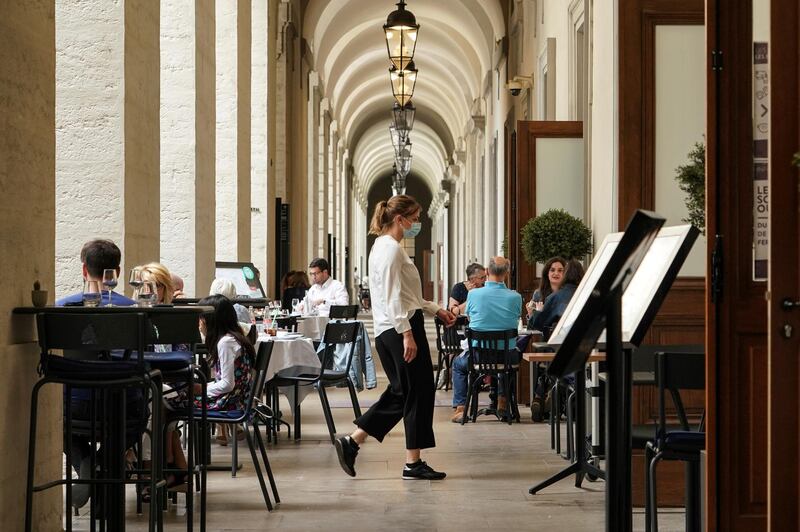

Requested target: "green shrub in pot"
[{"left": 520, "top": 209, "right": 592, "bottom": 265}]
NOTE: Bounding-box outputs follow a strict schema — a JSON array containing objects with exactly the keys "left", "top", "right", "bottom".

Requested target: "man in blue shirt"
[
  {"left": 451, "top": 256, "right": 522, "bottom": 422},
  {"left": 56, "top": 239, "right": 139, "bottom": 509},
  {"left": 56, "top": 239, "right": 135, "bottom": 306}
]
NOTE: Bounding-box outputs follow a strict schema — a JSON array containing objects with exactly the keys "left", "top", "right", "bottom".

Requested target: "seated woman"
[
  {"left": 280, "top": 270, "right": 310, "bottom": 311},
  {"left": 162, "top": 295, "right": 256, "bottom": 484},
  {"left": 531, "top": 259, "right": 585, "bottom": 340},
  {"left": 527, "top": 259, "right": 585, "bottom": 421},
  {"left": 525, "top": 256, "right": 566, "bottom": 331},
  {"left": 140, "top": 262, "right": 175, "bottom": 305}
]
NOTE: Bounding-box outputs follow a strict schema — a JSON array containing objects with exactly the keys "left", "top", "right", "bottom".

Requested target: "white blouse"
[
  {"left": 369, "top": 234, "right": 439, "bottom": 337},
  {"left": 207, "top": 335, "right": 241, "bottom": 398}
]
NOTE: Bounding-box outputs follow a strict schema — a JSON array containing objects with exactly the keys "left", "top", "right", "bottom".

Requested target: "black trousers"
[{"left": 356, "top": 310, "right": 436, "bottom": 450}]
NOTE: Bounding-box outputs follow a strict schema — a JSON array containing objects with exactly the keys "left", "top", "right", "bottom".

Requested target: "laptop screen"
[{"left": 214, "top": 261, "right": 266, "bottom": 299}]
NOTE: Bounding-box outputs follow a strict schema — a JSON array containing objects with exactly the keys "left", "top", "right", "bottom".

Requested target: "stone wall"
[{"left": 0, "top": 2, "right": 62, "bottom": 529}]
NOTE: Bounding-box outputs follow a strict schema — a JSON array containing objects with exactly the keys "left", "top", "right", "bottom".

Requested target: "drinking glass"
[
  {"left": 137, "top": 281, "right": 157, "bottom": 307},
  {"left": 129, "top": 267, "right": 143, "bottom": 300},
  {"left": 291, "top": 298, "right": 300, "bottom": 314},
  {"left": 102, "top": 269, "right": 118, "bottom": 307},
  {"left": 82, "top": 280, "right": 102, "bottom": 307}
]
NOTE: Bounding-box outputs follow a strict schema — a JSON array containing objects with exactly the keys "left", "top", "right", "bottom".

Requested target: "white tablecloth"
[
  {"left": 257, "top": 334, "right": 320, "bottom": 407},
  {"left": 296, "top": 316, "right": 329, "bottom": 341}
]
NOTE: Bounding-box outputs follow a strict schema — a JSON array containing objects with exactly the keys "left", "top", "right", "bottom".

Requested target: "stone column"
[
  {"left": 215, "top": 0, "right": 251, "bottom": 262},
  {"left": 160, "top": 0, "right": 216, "bottom": 298},
  {"left": 306, "top": 72, "right": 320, "bottom": 260},
  {"left": 264, "top": 0, "right": 279, "bottom": 295},
  {"left": 318, "top": 99, "right": 330, "bottom": 258},
  {"left": 1, "top": 2, "right": 61, "bottom": 529},
  {"left": 55, "top": 0, "right": 161, "bottom": 298},
  {"left": 251, "top": 0, "right": 268, "bottom": 280}
]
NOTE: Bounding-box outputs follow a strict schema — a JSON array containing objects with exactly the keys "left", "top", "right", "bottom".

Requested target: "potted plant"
[
  {"left": 31, "top": 280, "right": 48, "bottom": 307},
  {"left": 520, "top": 209, "right": 592, "bottom": 265},
  {"left": 675, "top": 142, "right": 706, "bottom": 234}
]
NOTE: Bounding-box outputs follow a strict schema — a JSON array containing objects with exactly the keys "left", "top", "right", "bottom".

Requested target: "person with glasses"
[
  {"left": 448, "top": 262, "right": 487, "bottom": 317},
  {"left": 303, "top": 257, "right": 349, "bottom": 316},
  {"left": 334, "top": 194, "right": 456, "bottom": 481}
]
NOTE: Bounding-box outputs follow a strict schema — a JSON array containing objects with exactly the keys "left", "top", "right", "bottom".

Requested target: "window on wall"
[
  {"left": 537, "top": 38, "right": 556, "bottom": 120},
  {"left": 569, "top": 0, "right": 586, "bottom": 120}
]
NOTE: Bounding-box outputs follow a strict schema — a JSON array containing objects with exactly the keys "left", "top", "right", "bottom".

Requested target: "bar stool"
[{"left": 25, "top": 311, "right": 165, "bottom": 532}]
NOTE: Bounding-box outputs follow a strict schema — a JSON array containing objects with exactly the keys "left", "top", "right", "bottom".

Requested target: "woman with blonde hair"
[
  {"left": 140, "top": 262, "right": 175, "bottom": 304},
  {"left": 334, "top": 194, "right": 456, "bottom": 480}
]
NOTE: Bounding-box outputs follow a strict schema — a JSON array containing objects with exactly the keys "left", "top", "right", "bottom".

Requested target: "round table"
[{"left": 257, "top": 334, "right": 320, "bottom": 408}]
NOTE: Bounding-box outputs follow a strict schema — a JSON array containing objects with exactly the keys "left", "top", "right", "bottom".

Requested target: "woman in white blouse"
[{"left": 334, "top": 195, "right": 455, "bottom": 480}]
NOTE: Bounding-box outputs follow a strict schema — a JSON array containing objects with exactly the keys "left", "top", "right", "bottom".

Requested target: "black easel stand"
[
  {"left": 604, "top": 284, "right": 632, "bottom": 532},
  {"left": 528, "top": 284, "right": 632, "bottom": 532},
  {"left": 528, "top": 366, "right": 605, "bottom": 494}
]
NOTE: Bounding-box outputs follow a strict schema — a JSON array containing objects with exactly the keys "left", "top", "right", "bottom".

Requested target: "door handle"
[{"left": 782, "top": 298, "right": 800, "bottom": 311}]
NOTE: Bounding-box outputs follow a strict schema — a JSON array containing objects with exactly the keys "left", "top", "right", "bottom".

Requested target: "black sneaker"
[
  {"left": 402, "top": 461, "right": 446, "bottom": 480},
  {"left": 334, "top": 436, "right": 358, "bottom": 477}
]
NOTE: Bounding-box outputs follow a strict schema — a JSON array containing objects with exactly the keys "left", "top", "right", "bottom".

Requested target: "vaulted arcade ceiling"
[{"left": 303, "top": 0, "right": 505, "bottom": 196}]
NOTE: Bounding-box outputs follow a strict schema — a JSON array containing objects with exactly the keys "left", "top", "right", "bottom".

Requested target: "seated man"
[
  {"left": 303, "top": 257, "right": 349, "bottom": 316},
  {"left": 451, "top": 256, "right": 522, "bottom": 422},
  {"left": 448, "top": 262, "right": 486, "bottom": 316},
  {"left": 56, "top": 239, "right": 143, "bottom": 509}
]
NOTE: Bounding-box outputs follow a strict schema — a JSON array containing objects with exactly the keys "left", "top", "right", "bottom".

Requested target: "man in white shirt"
[{"left": 305, "top": 257, "right": 349, "bottom": 316}]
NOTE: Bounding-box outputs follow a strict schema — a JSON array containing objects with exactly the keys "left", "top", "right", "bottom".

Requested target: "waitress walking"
[{"left": 335, "top": 195, "right": 455, "bottom": 480}]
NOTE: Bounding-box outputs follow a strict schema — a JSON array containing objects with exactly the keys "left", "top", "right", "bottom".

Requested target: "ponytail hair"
[{"left": 369, "top": 194, "right": 421, "bottom": 235}]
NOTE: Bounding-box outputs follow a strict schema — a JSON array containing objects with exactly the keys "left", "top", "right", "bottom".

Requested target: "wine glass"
[
  {"left": 129, "top": 267, "right": 143, "bottom": 300},
  {"left": 102, "top": 269, "right": 118, "bottom": 307},
  {"left": 137, "top": 281, "right": 157, "bottom": 307},
  {"left": 291, "top": 298, "right": 300, "bottom": 314},
  {"left": 82, "top": 280, "right": 102, "bottom": 307}
]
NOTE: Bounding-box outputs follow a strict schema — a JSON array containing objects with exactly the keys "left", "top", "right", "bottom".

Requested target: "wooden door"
[
  {"left": 504, "top": 112, "right": 517, "bottom": 288},
  {"left": 514, "top": 121, "right": 583, "bottom": 302},
  {"left": 767, "top": 1, "right": 800, "bottom": 529},
  {"left": 706, "top": 1, "right": 768, "bottom": 529}
]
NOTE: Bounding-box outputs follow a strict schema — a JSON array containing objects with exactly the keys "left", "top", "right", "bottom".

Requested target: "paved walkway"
[{"left": 71, "top": 314, "right": 683, "bottom": 531}]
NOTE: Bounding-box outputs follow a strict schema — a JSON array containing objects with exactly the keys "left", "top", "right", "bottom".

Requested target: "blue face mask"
[{"left": 403, "top": 221, "right": 422, "bottom": 238}]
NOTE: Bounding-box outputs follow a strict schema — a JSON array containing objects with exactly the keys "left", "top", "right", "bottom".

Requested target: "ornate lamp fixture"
[
  {"left": 389, "top": 60, "right": 417, "bottom": 107},
  {"left": 392, "top": 101, "right": 416, "bottom": 134},
  {"left": 396, "top": 150, "right": 412, "bottom": 177},
  {"left": 391, "top": 164, "right": 407, "bottom": 196},
  {"left": 383, "top": 1, "right": 419, "bottom": 70}
]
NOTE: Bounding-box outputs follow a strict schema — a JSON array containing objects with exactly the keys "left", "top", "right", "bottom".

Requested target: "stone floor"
[{"left": 70, "top": 316, "right": 685, "bottom": 531}]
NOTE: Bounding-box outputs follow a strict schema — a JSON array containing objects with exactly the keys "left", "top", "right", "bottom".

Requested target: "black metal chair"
[
  {"left": 142, "top": 311, "right": 206, "bottom": 528},
  {"left": 645, "top": 349, "right": 705, "bottom": 532},
  {"left": 434, "top": 315, "right": 467, "bottom": 391},
  {"left": 275, "top": 316, "right": 298, "bottom": 332},
  {"left": 462, "top": 328, "right": 521, "bottom": 425},
  {"left": 25, "top": 312, "right": 165, "bottom": 532},
  {"left": 270, "top": 321, "right": 361, "bottom": 442},
  {"left": 189, "top": 341, "right": 280, "bottom": 511},
  {"left": 329, "top": 304, "right": 358, "bottom": 320}
]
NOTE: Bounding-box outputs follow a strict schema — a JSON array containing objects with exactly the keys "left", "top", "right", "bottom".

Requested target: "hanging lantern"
[
  {"left": 392, "top": 101, "right": 416, "bottom": 134},
  {"left": 390, "top": 61, "right": 417, "bottom": 107},
  {"left": 383, "top": 1, "right": 419, "bottom": 70}
]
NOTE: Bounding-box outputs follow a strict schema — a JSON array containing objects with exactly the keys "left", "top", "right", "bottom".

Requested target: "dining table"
[{"left": 256, "top": 332, "right": 320, "bottom": 409}]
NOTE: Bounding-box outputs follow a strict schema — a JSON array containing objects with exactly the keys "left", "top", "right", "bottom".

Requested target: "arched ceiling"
[{"left": 304, "top": 0, "right": 505, "bottom": 197}]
